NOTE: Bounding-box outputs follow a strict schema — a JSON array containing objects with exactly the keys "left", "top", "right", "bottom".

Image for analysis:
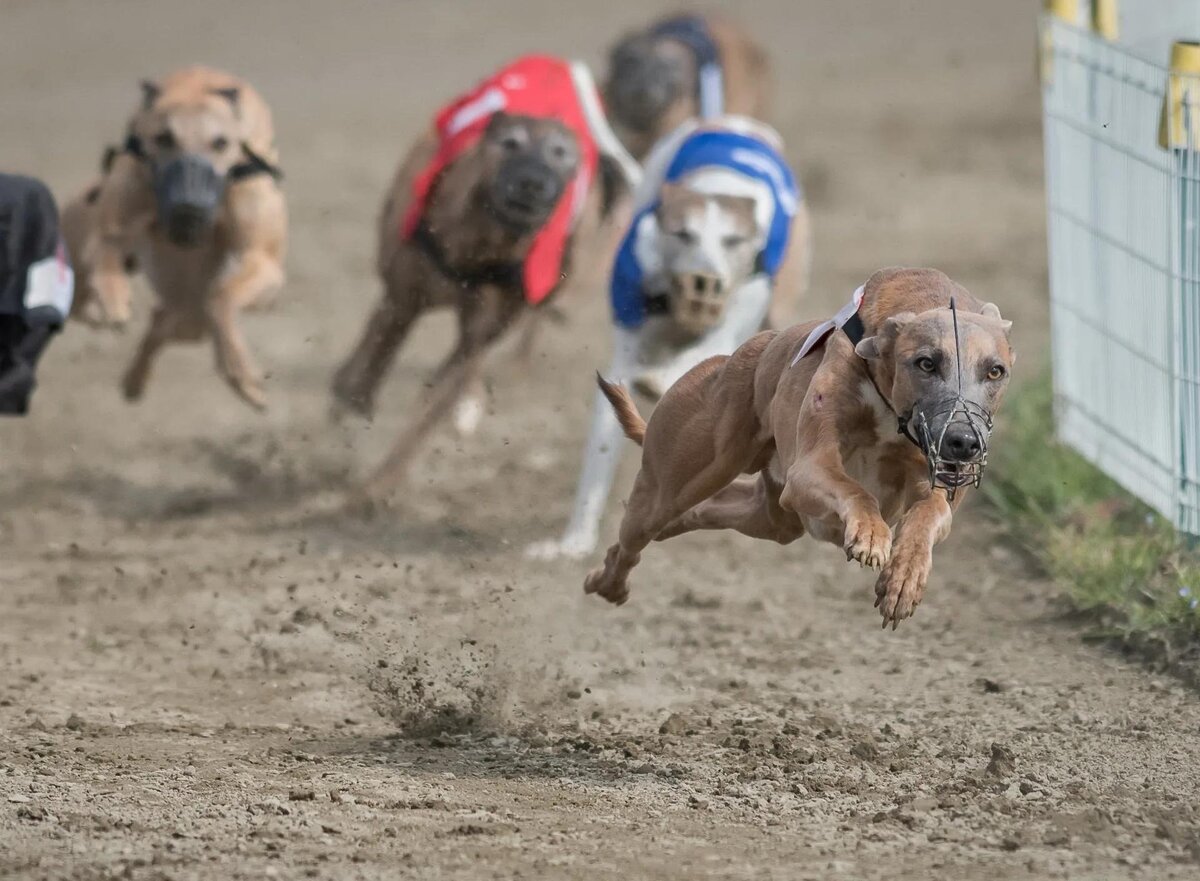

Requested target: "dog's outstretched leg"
[
  {"left": 122, "top": 308, "right": 204, "bottom": 401},
  {"left": 354, "top": 286, "right": 521, "bottom": 504},
  {"left": 584, "top": 357, "right": 764, "bottom": 604},
  {"left": 207, "top": 248, "right": 282, "bottom": 411},
  {"left": 780, "top": 433, "right": 893, "bottom": 571},
  {"left": 332, "top": 290, "right": 421, "bottom": 419},
  {"left": 874, "top": 491, "right": 953, "bottom": 628},
  {"left": 207, "top": 180, "right": 286, "bottom": 411},
  {"left": 655, "top": 471, "right": 803, "bottom": 544},
  {"left": 527, "top": 330, "right": 643, "bottom": 560}
]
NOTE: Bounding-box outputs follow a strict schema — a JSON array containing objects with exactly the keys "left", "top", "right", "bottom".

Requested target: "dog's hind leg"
[
  {"left": 527, "top": 328, "right": 643, "bottom": 560},
  {"left": 654, "top": 470, "right": 803, "bottom": 544},
  {"left": 354, "top": 287, "right": 522, "bottom": 504},
  {"left": 584, "top": 452, "right": 756, "bottom": 604},
  {"left": 584, "top": 358, "right": 765, "bottom": 604},
  {"left": 121, "top": 308, "right": 204, "bottom": 402}
]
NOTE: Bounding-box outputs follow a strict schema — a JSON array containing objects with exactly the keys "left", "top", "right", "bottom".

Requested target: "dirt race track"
[{"left": 4, "top": 1, "right": 1200, "bottom": 878}]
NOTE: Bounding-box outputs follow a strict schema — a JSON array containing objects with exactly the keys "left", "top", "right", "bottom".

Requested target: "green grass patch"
[{"left": 984, "top": 372, "right": 1200, "bottom": 669}]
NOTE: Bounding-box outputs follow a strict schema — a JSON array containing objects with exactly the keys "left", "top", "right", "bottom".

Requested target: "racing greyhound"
[
  {"left": 528, "top": 116, "right": 810, "bottom": 560},
  {"left": 583, "top": 267, "right": 1015, "bottom": 629},
  {"left": 331, "top": 56, "right": 638, "bottom": 506},
  {"left": 605, "top": 13, "right": 771, "bottom": 160},
  {"left": 63, "top": 66, "right": 286, "bottom": 410}
]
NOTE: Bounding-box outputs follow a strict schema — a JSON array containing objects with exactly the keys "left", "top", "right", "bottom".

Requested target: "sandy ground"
[{"left": 3, "top": 0, "right": 1200, "bottom": 878}]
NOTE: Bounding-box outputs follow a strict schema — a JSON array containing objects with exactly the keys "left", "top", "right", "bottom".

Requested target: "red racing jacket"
[{"left": 401, "top": 55, "right": 602, "bottom": 305}]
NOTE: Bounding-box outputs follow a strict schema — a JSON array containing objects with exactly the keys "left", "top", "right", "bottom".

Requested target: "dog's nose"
[
  {"left": 628, "top": 82, "right": 668, "bottom": 110},
  {"left": 940, "top": 423, "right": 983, "bottom": 462},
  {"left": 516, "top": 170, "right": 558, "bottom": 202}
]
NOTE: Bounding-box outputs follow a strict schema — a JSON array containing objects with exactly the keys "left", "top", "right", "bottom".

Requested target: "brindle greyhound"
[
  {"left": 605, "top": 13, "right": 770, "bottom": 160},
  {"left": 62, "top": 66, "right": 286, "bottom": 410},
  {"left": 584, "top": 268, "right": 1015, "bottom": 628},
  {"left": 332, "top": 64, "right": 632, "bottom": 504}
]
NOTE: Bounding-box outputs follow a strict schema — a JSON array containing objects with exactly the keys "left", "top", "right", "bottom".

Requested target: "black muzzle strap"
[{"left": 111, "top": 134, "right": 282, "bottom": 184}]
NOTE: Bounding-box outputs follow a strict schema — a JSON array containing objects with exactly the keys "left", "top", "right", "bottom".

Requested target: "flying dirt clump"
[
  {"left": 368, "top": 640, "right": 506, "bottom": 736},
  {"left": 364, "top": 585, "right": 592, "bottom": 737}
]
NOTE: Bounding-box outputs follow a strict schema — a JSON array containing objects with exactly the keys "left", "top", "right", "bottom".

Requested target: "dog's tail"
[{"left": 597, "top": 373, "right": 646, "bottom": 446}]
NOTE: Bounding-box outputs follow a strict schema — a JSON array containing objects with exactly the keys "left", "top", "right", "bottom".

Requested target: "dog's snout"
[
  {"left": 154, "top": 153, "right": 224, "bottom": 246},
  {"left": 675, "top": 273, "right": 725, "bottom": 298},
  {"left": 626, "top": 81, "right": 669, "bottom": 111},
  {"left": 515, "top": 168, "right": 558, "bottom": 201},
  {"left": 940, "top": 423, "right": 983, "bottom": 462},
  {"left": 670, "top": 272, "right": 731, "bottom": 335}
]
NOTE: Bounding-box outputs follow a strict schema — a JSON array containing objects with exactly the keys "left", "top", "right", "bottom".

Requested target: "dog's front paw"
[
  {"left": 874, "top": 548, "right": 932, "bottom": 629},
  {"left": 228, "top": 374, "right": 268, "bottom": 412},
  {"left": 843, "top": 513, "right": 892, "bottom": 570},
  {"left": 526, "top": 532, "right": 597, "bottom": 561}
]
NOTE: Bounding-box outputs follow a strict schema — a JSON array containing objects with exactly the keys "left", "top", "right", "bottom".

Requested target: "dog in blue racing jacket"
[{"left": 529, "top": 115, "right": 811, "bottom": 560}]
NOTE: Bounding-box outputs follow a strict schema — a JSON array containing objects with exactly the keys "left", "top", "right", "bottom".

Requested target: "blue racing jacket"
[{"left": 610, "top": 127, "right": 800, "bottom": 329}]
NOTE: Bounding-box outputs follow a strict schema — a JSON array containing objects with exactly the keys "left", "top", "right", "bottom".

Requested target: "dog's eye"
[
  {"left": 501, "top": 135, "right": 523, "bottom": 153},
  {"left": 721, "top": 234, "right": 748, "bottom": 248},
  {"left": 672, "top": 229, "right": 697, "bottom": 245},
  {"left": 154, "top": 130, "right": 177, "bottom": 150},
  {"left": 987, "top": 364, "right": 1007, "bottom": 381},
  {"left": 211, "top": 135, "right": 230, "bottom": 152},
  {"left": 915, "top": 356, "right": 937, "bottom": 373}
]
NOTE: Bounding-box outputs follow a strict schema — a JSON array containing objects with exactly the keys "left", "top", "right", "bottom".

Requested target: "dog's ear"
[
  {"left": 211, "top": 86, "right": 241, "bottom": 108},
  {"left": 882, "top": 312, "right": 916, "bottom": 337},
  {"left": 858, "top": 312, "right": 915, "bottom": 359},
  {"left": 139, "top": 79, "right": 160, "bottom": 110},
  {"left": 980, "top": 302, "right": 1013, "bottom": 334},
  {"left": 483, "top": 110, "right": 514, "bottom": 139},
  {"left": 855, "top": 336, "right": 883, "bottom": 360}
]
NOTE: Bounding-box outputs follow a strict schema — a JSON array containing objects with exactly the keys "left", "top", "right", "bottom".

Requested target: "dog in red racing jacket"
[{"left": 333, "top": 55, "right": 639, "bottom": 506}]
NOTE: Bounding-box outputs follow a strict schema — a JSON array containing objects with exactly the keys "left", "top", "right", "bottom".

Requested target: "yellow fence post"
[
  {"left": 1040, "top": 0, "right": 1081, "bottom": 86},
  {"left": 1091, "top": 0, "right": 1118, "bottom": 42},
  {"left": 1160, "top": 40, "right": 1200, "bottom": 529},
  {"left": 1160, "top": 41, "right": 1200, "bottom": 150}
]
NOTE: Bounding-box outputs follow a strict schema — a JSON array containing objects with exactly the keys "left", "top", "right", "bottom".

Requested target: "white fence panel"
[{"left": 1041, "top": 15, "right": 1200, "bottom": 532}]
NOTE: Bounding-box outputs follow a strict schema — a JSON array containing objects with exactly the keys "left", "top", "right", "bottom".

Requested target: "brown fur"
[
  {"left": 585, "top": 267, "right": 1015, "bottom": 629},
  {"left": 605, "top": 15, "right": 771, "bottom": 160},
  {"left": 63, "top": 66, "right": 286, "bottom": 410},
  {"left": 333, "top": 114, "right": 629, "bottom": 505}
]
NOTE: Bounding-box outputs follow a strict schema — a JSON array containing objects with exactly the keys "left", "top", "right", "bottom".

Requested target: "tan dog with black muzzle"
[
  {"left": 584, "top": 267, "right": 1015, "bottom": 628},
  {"left": 62, "top": 66, "right": 286, "bottom": 410}
]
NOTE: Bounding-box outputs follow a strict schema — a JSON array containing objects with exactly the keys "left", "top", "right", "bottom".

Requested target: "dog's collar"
[
  {"left": 791, "top": 283, "right": 922, "bottom": 449},
  {"left": 411, "top": 221, "right": 525, "bottom": 292},
  {"left": 114, "top": 133, "right": 283, "bottom": 184},
  {"left": 857, "top": 357, "right": 922, "bottom": 450}
]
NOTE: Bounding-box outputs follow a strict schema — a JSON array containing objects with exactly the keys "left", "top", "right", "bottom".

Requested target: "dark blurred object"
[
  {"left": 0, "top": 173, "right": 73, "bottom": 415},
  {"left": 603, "top": 13, "right": 771, "bottom": 159}
]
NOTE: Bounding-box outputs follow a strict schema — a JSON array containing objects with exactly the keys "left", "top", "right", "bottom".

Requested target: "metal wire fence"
[{"left": 1041, "top": 17, "right": 1200, "bottom": 533}]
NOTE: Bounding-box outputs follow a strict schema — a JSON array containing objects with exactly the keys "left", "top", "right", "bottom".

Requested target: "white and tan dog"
[{"left": 528, "top": 116, "right": 810, "bottom": 559}]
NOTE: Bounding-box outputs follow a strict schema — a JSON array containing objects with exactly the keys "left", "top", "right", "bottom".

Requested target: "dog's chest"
[{"left": 842, "top": 380, "right": 914, "bottom": 522}]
